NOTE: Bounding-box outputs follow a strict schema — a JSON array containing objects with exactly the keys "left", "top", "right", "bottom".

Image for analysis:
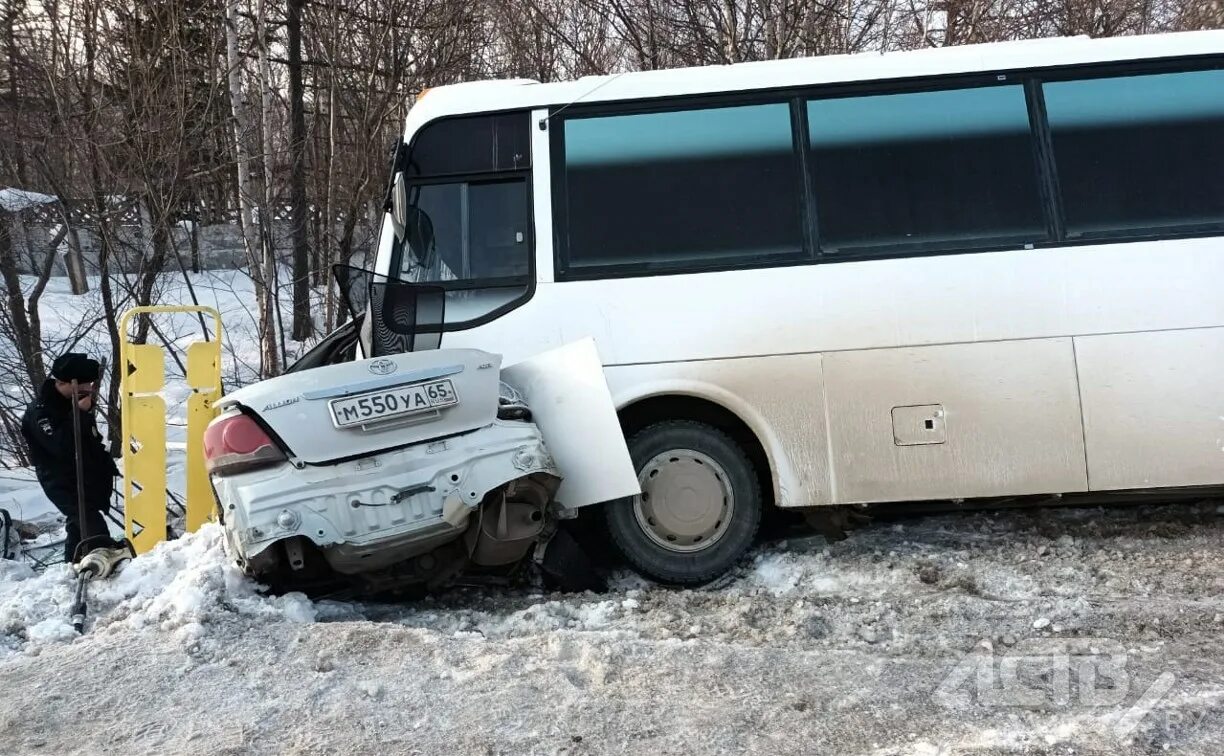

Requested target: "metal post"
[
  {"left": 70, "top": 378, "right": 87, "bottom": 563},
  {"left": 71, "top": 571, "right": 90, "bottom": 634}
]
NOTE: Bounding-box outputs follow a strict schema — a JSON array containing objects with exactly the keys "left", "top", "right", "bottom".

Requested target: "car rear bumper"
[{"left": 211, "top": 420, "right": 559, "bottom": 573}]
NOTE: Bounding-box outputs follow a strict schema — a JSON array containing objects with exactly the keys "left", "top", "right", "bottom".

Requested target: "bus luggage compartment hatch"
[{"left": 892, "top": 404, "right": 947, "bottom": 446}]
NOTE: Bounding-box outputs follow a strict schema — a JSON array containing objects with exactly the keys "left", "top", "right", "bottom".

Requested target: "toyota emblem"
[{"left": 368, "top": 358, "right": 397, "bottom": 375}]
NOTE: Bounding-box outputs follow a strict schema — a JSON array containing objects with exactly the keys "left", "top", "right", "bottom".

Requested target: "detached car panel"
[{"left": 503, "top": 338, "right": 640, "bottom": 508}]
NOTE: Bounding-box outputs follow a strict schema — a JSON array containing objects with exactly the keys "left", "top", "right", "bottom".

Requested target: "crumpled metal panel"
[{"left": 212, "top": 419, "right": 558, "bottom": 572}]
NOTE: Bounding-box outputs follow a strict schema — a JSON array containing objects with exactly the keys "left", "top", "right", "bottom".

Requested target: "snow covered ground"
[
  {"left": 3, "top": 501, "right": 1224, "bottom": 755},
  {"left": 5, "top": 270, "right": 1224, "bottom": 754}
]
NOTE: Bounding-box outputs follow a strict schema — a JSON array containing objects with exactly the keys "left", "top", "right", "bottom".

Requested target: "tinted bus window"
[
  {"left": 807, "top": 85, "right": 1045, "bottom": 253},
  {"left": 1043, "top": 69, "right": 1224, "bottom": 238},
  {"left": 560, "top": 102, "right": 805, "bottom": 274},
  {"left": 408, "top": 113, "right": 530, "bottom": 177}
]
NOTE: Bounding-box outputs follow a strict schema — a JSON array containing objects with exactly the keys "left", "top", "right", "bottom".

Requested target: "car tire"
[{"left": 604, "top": 420, "right": 762, "bottom": 586}]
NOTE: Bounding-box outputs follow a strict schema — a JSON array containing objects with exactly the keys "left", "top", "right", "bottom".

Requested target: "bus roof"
[{"left": 410, "top": 30, "right": 1224, "bottom": 123}]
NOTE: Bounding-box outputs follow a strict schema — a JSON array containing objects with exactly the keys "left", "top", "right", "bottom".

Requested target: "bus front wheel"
[{"left": 604, "top": 420, "right": 761, "bottom": 585}]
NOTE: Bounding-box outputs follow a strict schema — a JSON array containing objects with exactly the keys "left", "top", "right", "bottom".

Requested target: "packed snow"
[
  {"left": 4, "top": 501, "right": 1224, "bottom": 754},
  {"left": 0, "top": 525, "right": 314, "bottom": 659}
]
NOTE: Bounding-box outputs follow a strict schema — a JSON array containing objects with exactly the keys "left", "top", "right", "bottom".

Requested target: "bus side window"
[
  {"left": 806, "top": 84, "right": 1046, "bottom": 255},
  {"left": 1043, "top": 69, "right": 1224, "bottom": 239},
  {"left": 559, "top": 102, "right": 806, "bottom": 276}
]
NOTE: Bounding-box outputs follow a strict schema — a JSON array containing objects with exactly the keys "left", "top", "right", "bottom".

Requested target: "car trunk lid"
[{"left": 218, "top": 349, "right": 501, "bottom": 464}]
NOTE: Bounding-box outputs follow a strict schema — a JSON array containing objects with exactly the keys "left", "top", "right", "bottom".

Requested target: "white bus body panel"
[
  {"left": 822, "top": 339, "right": 1088, "bottom": 504},
  {"left": 440, "top": 238, "right": 1224, "bottom": 507},
  {"left": 1075, "top": 328, "right": 1224, "bottom": 491},
  {"left": 602, "top": 354, "right": 832, "bottom": 507},
  {"left": 441, "top": 238, "right": 1223, "bottom": 365}
]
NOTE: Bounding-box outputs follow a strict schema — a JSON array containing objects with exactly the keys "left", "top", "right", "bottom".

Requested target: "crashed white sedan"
[{"left": 202, "top": 277, "right": 639, "bottom": 596}]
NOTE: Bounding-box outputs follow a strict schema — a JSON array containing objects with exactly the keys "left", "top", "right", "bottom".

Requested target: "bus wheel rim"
[{"left": 633, "top": 449, "right": 734, "bottom": 553}]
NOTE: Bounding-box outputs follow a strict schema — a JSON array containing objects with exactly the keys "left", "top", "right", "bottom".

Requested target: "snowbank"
[
  {"left": 0, "top": 524, "right": 314, "bottom": 658},
  {"left": 2, "top": 503, "right": 1223, "bottom": 754}
]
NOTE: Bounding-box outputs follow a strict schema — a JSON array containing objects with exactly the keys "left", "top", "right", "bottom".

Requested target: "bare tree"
[
  {"left": 287, "top": 0, "right": 311, "bottom": 340},
  {"left": 225, "top": 0, "right": 281, "bottom": 376}
]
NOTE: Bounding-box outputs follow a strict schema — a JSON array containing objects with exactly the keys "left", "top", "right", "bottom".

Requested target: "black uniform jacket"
[{"left": 21, "top": 379, "right": 118, "bottom": 512}]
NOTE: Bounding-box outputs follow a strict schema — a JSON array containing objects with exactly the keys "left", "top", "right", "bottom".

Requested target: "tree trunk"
[
  {"left": 5, "top": 1, "right": 28, "bottom": 186},
  {"left": 57, "top": 200, "right": 90, "bottom": 295},
  {"left": 0, "top": 212, "right": 41, "bottom": 388},
  {"left": 96, "top": 223, "right": 122, "bottom": 457},
  {"left": 321, "top": 41, "right": 339, "bottom": 332},
  {"left": 78, "top": 0, "right": 123, "bottom": 457},
  {"left": 332, "top": 202, "right": 359, "bottom": 328},
  {"left": 225, "top": 0, "right": 274, "bottom": 374},
  {"left": 90, "top": 185, "right": 123, "bottom": 458},
  {"left": 24, "top": 223, "right": 70, "bottom": 387},
  {"left": 310, "top": 203, "right": 322, "bottom": 287},
  {"left": 133, "top": 212, "right": 171, "bottom": 344},
  {"left": 132, "top": 199, "right": 170, "bottom": 345},
  {"left": 287, "top": 0, "right": 312, "bottom": 341},
  {"left": 256, "top": 0, "right": 282, "bottom": 375},
  {"left": 0, "top": 408, "right": 30, "bottom": 467},
  {"left": 189, "top": 213, "right": 201, "bottom": 274}
]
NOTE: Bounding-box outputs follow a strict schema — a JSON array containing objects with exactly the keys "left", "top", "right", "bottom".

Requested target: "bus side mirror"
[{"left": 390, "top": 172, "right": 408, "bottom": 243}]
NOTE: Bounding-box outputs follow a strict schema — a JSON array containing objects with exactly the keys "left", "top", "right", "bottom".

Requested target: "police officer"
[{"left": 20, "top": 353, "right": 118, "bottom": 562}]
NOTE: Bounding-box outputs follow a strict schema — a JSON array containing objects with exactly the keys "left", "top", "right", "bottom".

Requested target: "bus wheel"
[{"left": 605, "top": 420, "right": 761, "bottom": 585}]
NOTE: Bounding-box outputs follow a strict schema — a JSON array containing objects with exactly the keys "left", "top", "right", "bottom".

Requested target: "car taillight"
[{"left": 203, "top": 411, "right": 286, "bottom": 476}]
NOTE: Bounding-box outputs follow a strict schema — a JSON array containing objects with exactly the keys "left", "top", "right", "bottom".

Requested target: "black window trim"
[
  {"left": 547, "top": 52, "right": 1224, "bottom": 282},
  {"left": 791, "top": 99, "right": 820, "bottom": 262},
  {"left": 1024, "top": 78, "right": 1066, "bottom": 242}
]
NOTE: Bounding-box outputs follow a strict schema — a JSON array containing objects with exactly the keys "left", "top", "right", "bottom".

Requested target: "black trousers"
[
  {"left": 41, "top": 481, "right": 111, "bottom": 562},
  {"left": 64, "top": 507, "right": 110, "bottom": 562}
]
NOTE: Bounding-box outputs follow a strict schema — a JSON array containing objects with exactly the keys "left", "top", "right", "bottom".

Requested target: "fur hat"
[{"left": 50, "top": 353, "right": 101, "bottom": 383}]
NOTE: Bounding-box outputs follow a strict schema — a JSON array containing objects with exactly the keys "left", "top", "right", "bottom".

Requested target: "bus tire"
[{"left": 605, "top": 420, "right": 761, "bottom": 585}]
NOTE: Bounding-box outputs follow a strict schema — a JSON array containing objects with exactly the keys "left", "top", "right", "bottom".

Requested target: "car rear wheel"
[{"left": 604, "top": 420, "right": 761, "bottom": 585}]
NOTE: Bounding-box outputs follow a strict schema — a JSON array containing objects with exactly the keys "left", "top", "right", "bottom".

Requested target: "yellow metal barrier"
[{"left": 118, "top": 306, "right": 223, "bottom": 554}]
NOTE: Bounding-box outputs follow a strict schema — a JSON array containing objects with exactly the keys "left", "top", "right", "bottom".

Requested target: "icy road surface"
[{"left": 3, "top": 501, "right": 1224, "bottom": 755}]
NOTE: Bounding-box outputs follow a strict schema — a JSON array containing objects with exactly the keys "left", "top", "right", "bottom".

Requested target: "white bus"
[{"left": 371, "top": 30, "right": 1224, "bottom": 584}]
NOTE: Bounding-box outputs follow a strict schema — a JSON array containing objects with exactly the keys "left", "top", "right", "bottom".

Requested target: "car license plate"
[{"left": 329, "top": 379, "right": 458, "bottom": 428}]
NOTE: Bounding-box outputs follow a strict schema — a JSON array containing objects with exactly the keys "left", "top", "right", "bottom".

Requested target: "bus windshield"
[
  {"left": 393, "top": 111, "right": 532, "bottom": 289},
  {"left": 397, "top": 178, "right": 530, "bottom": 286}
]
